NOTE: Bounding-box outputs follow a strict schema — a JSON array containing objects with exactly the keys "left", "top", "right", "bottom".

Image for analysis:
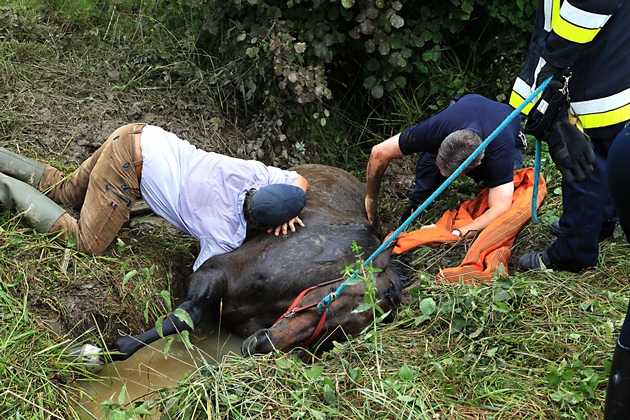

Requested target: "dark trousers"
[
  {"left": 547, "top": 123, "right": 625, "bottom": 272},
  {"left": 408, "top": 148, "right": 524, "bottom": 208},
  {"left": 608, "top": 125, "right": 630, "bottom": 346}
]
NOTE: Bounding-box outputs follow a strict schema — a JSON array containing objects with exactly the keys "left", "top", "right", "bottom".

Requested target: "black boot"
[{"left": 605, "top": 340, "right": 630, "bottom": 419}]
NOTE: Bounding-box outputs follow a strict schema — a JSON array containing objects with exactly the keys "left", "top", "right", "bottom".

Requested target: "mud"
[{"left": 1, "top": 7, "right": 231, "bottom": 341}]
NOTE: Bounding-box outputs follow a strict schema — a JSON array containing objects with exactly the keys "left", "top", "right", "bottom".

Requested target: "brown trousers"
[{"left": 40, "top": 124, "right": 145, "bottom": 254}]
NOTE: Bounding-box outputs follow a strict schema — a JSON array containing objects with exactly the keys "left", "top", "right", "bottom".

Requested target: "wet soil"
[{"left": 1, "top": 7, "right": 230, "bottom": 342}]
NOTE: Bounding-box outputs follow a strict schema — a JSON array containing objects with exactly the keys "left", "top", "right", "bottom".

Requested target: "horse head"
[{"left": 241, "top": 251, "right": 405, "bottom": 356}]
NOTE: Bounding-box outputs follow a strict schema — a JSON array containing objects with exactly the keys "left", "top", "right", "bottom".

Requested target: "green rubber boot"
[
  {"left": 0, "top": 172, "right": 65, "bottom": 232},
  {"left": 605, "top": 340, "right": 630, "bottom": 419},
  {"left": 0, "top": 148, "right": 46, "bottom": 187}
]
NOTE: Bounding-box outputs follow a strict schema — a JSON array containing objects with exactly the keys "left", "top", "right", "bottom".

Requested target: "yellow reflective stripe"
[
  {"left": 577, "top": 104, "right": 630, "bottom": 128},
  {"left": 511, "top": 89, "right": 630, "bottom": 128},
  {"left": 554, "top": 16, "right": 601, "bottom": 44},
  {"left": 551, "top": 0, "right": 604, "bottom": 44},
  {"left": 510, "top": 77, "right": 538, "bottom": 115},
  {"left": 509, "top": 91, "right": 535, "bottom": 116},
  {"left": 511, "top": 74, "right": 630, "bottom": 128}
]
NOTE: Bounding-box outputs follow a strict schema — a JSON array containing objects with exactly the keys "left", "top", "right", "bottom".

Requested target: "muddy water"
[{"left": 77, "top": 320, "right": 244, "bottom": 418}]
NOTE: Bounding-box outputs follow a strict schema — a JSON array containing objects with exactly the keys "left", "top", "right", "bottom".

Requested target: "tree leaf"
[
  {"left": 420, "top": 297, "right": 437, "bottom": 316},
  {"left": 341, "top": 0, "right": 355, "bottom": 9},
  {"left": 174, "top": 308, "right": 194, "bottom": 329}
]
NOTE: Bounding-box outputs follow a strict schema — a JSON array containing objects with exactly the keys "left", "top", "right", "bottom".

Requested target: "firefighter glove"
[
  {"left": 544, "top": 117, "right": 594, "bottom": 183},
  {"left": 525, "top": 78, "right": 594, "bottom": 183},
  {"left": 525, "top": 80, "right": 566, "bottom": 139}
]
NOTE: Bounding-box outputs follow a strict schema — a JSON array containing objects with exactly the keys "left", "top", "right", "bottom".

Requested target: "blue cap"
[{"left": 250, "top": 184, "right": 307, "bottom": 226}]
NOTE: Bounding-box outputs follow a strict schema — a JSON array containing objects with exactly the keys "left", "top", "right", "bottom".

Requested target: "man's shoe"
[
  {"left": 550, "top": 220, "right": 561, "bottom": 237},
  {"left": 518, "top": 250, "right": 556, "bottom": 271},
  {"left": 549, "top": 219, "right": 616, "bottom": 241}
]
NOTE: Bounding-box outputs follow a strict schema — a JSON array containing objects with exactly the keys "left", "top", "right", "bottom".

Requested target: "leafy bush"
[{"left": 145, "top": 0, "right": 536, "bottom": 166}]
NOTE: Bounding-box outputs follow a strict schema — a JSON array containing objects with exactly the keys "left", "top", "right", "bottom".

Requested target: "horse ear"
[{"left": 371, "top": 248, "right": 392, "bottom": 270}]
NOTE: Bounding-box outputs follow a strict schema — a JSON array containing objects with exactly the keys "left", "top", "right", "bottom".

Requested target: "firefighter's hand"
[
  {"left": 545, "top": 119, "right": 594, "bottom": 183},
  {"left": 561, "top": 120, "right": 595, "bottom": 181}
]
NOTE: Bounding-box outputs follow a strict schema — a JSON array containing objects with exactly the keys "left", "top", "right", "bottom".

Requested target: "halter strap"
[
  {"left": 274, "top": 274, "right": 396, "bottom": 349},
  {"left": 274, "top": 277, "right": 343, "bottom": 325}
]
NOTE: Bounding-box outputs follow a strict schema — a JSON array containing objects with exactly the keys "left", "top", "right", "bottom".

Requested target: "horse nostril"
[
  {"left": 241, "top": 329, "right": 275, "bottom": 356},
  {"left": 241, "top": 335, "right": 258, "bottom": 357}
]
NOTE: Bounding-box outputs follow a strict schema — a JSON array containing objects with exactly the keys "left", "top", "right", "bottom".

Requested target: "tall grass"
[{"left": 0, "top": 226, "right": 85, "bottom": 419}]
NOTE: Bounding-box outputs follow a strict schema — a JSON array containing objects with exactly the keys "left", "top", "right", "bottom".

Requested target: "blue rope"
[
  {"left": 316, "top": 78, "right": 551, "bottom": 314},
  {"left": 531, "top": 139, "right": 542, "bottom": 224}
]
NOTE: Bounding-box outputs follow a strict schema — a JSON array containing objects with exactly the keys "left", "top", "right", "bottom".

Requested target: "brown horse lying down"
[
  {"left": 100, "top": 164, "right": 406, "bottom": 362},
  {"left": 241, "top": 253, "right": 405, "bottom": 356}
]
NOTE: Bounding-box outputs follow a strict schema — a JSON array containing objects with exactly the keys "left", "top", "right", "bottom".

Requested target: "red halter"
[
  {"left": 273, "top": 273, "right": 395, "bottom": 349},
  {"left": 273, "top": 276, "right": 344, "bottom": 347}
]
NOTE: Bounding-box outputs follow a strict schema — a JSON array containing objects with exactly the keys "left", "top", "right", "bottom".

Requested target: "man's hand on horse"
[{"left": 268, "top": 215, "right": 305, "bottom": 236}]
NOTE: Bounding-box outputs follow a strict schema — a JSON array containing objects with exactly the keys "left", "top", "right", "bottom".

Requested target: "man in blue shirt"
[{"left": 365, "top": 94, "right": 525, "bottom": 237}]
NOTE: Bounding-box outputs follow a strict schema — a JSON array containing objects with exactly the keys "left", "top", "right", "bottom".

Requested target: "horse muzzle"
[{"left": 241, "top": 329, "right": 275, "bottom": 356}]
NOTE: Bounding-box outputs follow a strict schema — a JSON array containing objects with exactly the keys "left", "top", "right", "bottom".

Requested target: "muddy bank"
[{"left": 1, "top": 7, "right": 239, "bottom": 342}]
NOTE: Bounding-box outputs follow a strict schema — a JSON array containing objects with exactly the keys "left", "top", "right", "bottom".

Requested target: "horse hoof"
[{"left": 69, "top": 344, "right": 105, "bottom": 374}]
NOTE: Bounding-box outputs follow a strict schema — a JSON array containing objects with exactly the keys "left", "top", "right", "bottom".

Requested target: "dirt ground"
[{"left": 0, "top": 6, "right": 556, "bottom": 345}]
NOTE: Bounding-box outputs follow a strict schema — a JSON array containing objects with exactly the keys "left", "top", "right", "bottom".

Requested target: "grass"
[
  {"left": 0, "top": 228, "right": 85, "bottom": 419},
  {"left": 89, "top": 254, "right": 628, "bottom": 419},
  {"left": 137, "top": 252, "right": 627, "bottom": 419},
  {"left": 0, "top": 1, "right": 628, "bottom": 419}
]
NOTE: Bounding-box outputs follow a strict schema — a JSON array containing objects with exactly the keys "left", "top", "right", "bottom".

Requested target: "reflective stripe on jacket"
[{"left": 509, "top": 0, "right": 630, "bottom": 129}]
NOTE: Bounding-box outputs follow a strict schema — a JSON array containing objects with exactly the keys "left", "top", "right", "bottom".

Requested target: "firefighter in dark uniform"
[
  {"left": 606, "top": 124, "right": 630, "bottom": 419},
  {"left": 511, "top": 0, "right": 630, "bottom": 273}
]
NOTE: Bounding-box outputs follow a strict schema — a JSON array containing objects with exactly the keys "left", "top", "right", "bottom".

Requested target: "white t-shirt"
[{"left": 139, "top": 125, "right": 298, "bottom": 271}]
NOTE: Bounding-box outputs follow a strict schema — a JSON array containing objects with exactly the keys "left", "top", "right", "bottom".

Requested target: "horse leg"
[
  {"left": 109, "top": 298, "right": 209, "bottom": 360},
  {"left": 109, "top": 267, "right": 227, "bottom": 361}
]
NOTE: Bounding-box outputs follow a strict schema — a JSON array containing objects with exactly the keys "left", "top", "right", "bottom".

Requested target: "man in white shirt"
[{"left": 0, "top": 124, "right": 308, "bottom": 270}]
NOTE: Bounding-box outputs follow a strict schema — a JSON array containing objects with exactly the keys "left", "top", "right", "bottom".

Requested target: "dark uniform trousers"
[{"left": 547, "top": 122, "right": 625, "bottom": 272}]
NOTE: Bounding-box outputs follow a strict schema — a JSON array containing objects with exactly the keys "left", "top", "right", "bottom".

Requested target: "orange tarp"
[{"left": 391, "top": 168, "right": 546, "bottom": 284}]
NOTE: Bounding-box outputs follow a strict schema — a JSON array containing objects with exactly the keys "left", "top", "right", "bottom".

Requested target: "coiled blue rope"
[{"left": 316, "top": 78, "right": 551, "bottom": 314}]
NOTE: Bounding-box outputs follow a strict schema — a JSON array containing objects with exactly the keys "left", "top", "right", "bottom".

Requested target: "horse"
[
  {"left": 103, "top": 164, "right": 405, "bottom": 362},
  {"left": 241, "top": 254, "right": 405, "bottom": 356}
]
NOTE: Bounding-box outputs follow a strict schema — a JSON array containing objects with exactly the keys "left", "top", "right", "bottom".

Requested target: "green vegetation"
[
  {"left": 147, "top": 267, "right": 627, "bottom": 419},
  {"left": 0, "top": 0, "right": 627, "bottom": 418}
]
